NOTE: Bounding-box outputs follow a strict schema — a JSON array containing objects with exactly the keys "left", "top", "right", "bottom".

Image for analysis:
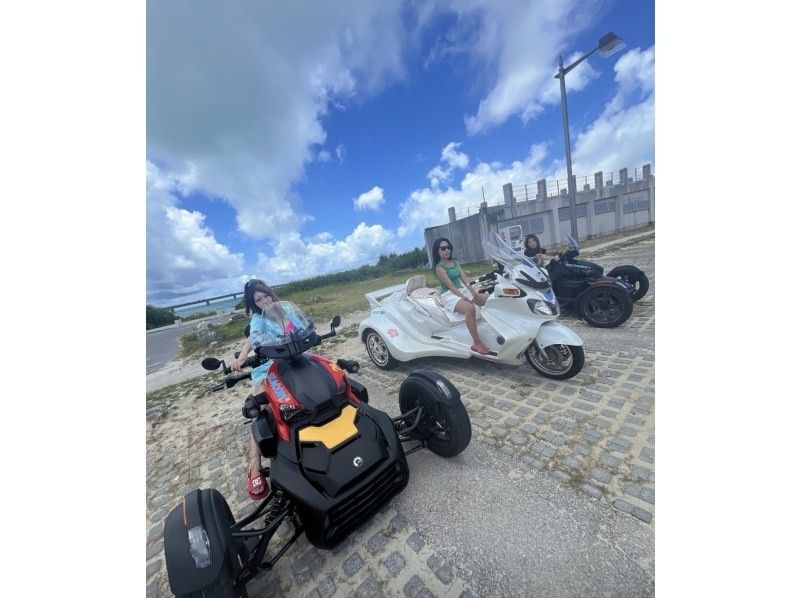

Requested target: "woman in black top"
[{"left": 523, "top": 234, "right": 559, "bottom": 265}]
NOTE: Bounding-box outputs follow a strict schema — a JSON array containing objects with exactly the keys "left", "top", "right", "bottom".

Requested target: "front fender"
[
  {"left": 586, "top": 277, "right": 632, "bottom": 292},
  {"left": 535, "top": 321, "right": 583, "bottom": 348},
  {"left": 359, "top": 312, "right": 395, "bottom": 343}
]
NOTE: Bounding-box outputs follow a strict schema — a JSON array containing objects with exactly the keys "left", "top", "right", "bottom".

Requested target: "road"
[{"left": 146, "top": 314, "right": 234, "bottom": 375}]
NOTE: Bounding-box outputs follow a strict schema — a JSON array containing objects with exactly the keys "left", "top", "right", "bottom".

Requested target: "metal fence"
[
  {"left": 512, "top": 166, "right": 654, "bottom": 200},
  {"left": 449, "top": 166, "right": 654, "bottom": 222}
]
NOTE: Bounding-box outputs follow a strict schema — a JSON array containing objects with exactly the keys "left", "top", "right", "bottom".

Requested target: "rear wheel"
[
  {"left": 524, "top": 344, "right": 584, "bottom": 380},
  {"left": 607, "top": 265, "right": 649, "bottom": 301},
  {"left": 398, "top": 374, "right": 471, "bottom": 457},
  {"left": 364, "top": 329, "right": 397, "bottom": 370},
  {"left": 578, "top": 286, "right": 633, "bottom": 328}
]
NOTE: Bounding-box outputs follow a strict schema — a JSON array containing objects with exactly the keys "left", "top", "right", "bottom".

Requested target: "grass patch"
[
  {"left": 275, "top": 260, "right": 495, "bottom": 320},
  {"left": 179, "top": 319, "right": 250, "bottom": 357},
  {"left": 146, "top": 371, "right": 219, "bottom": 416},
  {"left": 181, "top": 310, "right": 217, "bottom": 322},
  {"left": 322, "top": 323, "right": 360, "bottom": 347}
]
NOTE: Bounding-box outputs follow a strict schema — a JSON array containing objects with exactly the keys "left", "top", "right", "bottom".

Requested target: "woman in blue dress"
[{"left": 230, "top": 278, "right": 303, "bottom": 499}]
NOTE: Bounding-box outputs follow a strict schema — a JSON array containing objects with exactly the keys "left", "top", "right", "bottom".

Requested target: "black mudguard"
[
  {"left": 348, "top": 378, "right": 369, "bottom": 404},
  {"left": 583, "top": 276, "right": 632, "bottom": 293},
  {"left": 163, "top": 488, "right": 239, "bottom": 595},
  {"left": 252, "top": 408, "right": 278, "bottom": 458},
  {"left": 400, "top": 370, "right": 462, "bottom": 410}
]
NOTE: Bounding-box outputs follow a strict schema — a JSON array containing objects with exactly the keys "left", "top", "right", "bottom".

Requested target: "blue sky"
[{"left": 147, "top": 0, "right": 654, "bottom": 306}]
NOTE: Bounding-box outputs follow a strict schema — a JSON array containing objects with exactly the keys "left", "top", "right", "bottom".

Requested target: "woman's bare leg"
[
  {"left": 454, "top": 299, "right": 489, "bottom": 352},
  {"left": 248, "top": 437, "right": 262, "bottom": 477}
]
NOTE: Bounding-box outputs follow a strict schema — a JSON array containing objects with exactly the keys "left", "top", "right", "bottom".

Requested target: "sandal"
[
  {"left": 247, "top": 469, "right": 269, "bottom": 501},
  {"left": 470, "top": 344, "right": 491, "bottom": 356}
]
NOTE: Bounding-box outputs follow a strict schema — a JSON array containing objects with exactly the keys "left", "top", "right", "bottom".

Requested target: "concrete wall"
[{"left": 424, "top": 164, "right": 654, "bottom": 265}]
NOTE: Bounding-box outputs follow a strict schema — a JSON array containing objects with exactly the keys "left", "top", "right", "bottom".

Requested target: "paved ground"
[{"left": 146, "top": 233, "right": 655, "bottom": 597}]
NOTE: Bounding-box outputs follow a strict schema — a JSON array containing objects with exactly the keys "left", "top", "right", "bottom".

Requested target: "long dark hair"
[
  {"left": 243, "top": 278, "right": 278, "bottom": 316},
  {"left": 523, "top": 234, "right": 543, "bottom": 257},
  {"left": 431, "top": 237, "right": 455, "bottom": 268}
]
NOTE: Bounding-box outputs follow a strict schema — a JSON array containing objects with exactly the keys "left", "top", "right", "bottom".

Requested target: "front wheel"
[
  {"left": 398, "top": 374, "right": 471, "bottom": 457},
  {"left": 525, "top": 344, "right": 584, "bottom": 380},
  {"left": 578, "top": 286, "right": 633, "bottom": 328},
  {"left": 364, "top": 329, "right": 397, "bottom": 370},
  {"left": 607, "top": 265, "right": 649, "bottom": 301}
]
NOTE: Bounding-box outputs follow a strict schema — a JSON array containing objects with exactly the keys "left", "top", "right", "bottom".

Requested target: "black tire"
[
  {"left": 398, "top": 374, "right": 471, "bottom": 457},
  {"left": 524, "top": 344, "right": 584, "bottom": 380},
  {"left": 363, "top": 329, "right": 398, "bottom": 370},
  {"left": 607, "top": 265, "right": 649, "bottom": 301},
  {"left": 578, "top": 285, "right": 633, "bottom": 328}
]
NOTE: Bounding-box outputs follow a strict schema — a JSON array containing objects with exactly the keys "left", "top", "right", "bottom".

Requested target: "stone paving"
[
  {"left": 146, "top": 234, "right": 655, "bottom": 596},
  {"left": 146, "top": 392, "right": 475, "bottom": 597}
]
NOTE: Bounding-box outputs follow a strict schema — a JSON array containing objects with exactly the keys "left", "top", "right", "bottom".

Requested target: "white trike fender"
[{"left": 535, "top": 321, "right": 583, "bottom": 348}]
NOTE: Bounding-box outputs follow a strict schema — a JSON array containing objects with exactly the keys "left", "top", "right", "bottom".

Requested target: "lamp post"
[{"left": 555, "top": 31, "right": 625, "bottom": 241}]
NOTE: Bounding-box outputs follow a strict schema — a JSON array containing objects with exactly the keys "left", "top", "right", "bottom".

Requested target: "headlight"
[
  {"left": 187, "top": 526, "right": 212, "bottom": 569},
  {"left": 279, "top": 402, "right": 304, "bottom": 421},
  {"left": 527, "top": 298, "right": 554, "bottom": 316}
]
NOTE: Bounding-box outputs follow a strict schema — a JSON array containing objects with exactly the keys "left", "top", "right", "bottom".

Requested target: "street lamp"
[{"left": 554, "top": 31, "right": 625, "bottom": 240}]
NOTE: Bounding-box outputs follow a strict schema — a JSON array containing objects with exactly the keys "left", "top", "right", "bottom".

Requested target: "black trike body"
[
  {"left": 162, "top": 303, "right": 470, "bottom": 597},
  {"left": 543, "top": 240, "right": 649, "bottom": 328}
]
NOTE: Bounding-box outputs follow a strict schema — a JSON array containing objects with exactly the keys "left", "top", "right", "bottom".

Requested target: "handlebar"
[
  {"left": 211, "top": 370, "right": 253, "bottom": 391},
  {"left": 561, "top": 248, "right": 578, "bottom": 260}
]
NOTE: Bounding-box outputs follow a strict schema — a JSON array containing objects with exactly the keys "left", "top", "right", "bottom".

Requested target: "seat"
[
  {"left": 405, "top": 276, "right": 461, "bottom": 328},
  {"left": 405, "top": 274, "right": 427, "bottom": 295}
]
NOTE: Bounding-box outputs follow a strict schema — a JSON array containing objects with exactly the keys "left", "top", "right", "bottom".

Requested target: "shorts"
[{"left": 440, "top": 287, "right": 476, "bottom": 312}]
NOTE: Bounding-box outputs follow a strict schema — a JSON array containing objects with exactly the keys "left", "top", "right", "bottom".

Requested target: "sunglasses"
[{"left": 439, "top": 245, "right": 452, "bottom": 251}]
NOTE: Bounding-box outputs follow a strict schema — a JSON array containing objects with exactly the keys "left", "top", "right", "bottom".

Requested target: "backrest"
[{"left": 405, "top": 274, "right": 427, "bottom": 295}]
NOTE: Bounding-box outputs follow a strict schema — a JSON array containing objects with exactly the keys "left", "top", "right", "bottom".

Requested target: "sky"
[{"left": 147, "top": 0, "right": 655, "bottom": 306}]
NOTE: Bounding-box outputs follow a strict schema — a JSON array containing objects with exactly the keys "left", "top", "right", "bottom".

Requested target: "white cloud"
[
  {"left": 317, "top": 149, "right": 332, "bottom": 163},
  {"left": 427, "top": 141, "right": 470, "bottom": 186},
  {"left": 256, "top": 223, "right": 395, "bottom": 283},
  {"left": 614, "top": 46, "right": 655, "bottom": 97},
  {"left": 399, "top": 143, "right": 549, "bottom": 238},
  {"left": 146, "top": 162, "right": 244, "bottom": 304},
  {"left": 353, "top": 186, "right": 386, "bottom": 211},
  {"left": 335, "top": 143, "right": 346, "bottom": 163},
  {"left": 148, "top": 0, "right": 406, "bottom": 241},
  {"left": 421, "top": 0, "right": 604, "bottom": 134},
  {"left": 441, "top": 141, "right": 469, "bottom": 169}
]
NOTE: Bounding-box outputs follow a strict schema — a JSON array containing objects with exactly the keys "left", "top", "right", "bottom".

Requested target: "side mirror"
[
  {"left": 330, "top": 315, "right": 341, "bottom": 330},
  {"left": 201, "top": 357, "right": 222, "bottom": 371}
]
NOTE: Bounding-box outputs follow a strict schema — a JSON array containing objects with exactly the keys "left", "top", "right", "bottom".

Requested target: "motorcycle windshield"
[
  {"left": 484, "top": 233, "right": 549, "bottom": 282},
  {"left": 566, "top": 233, "right": 580, "bottom": 252},
  {"left": 254, "top": 301, "right": 315, "bottom": 348}
]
